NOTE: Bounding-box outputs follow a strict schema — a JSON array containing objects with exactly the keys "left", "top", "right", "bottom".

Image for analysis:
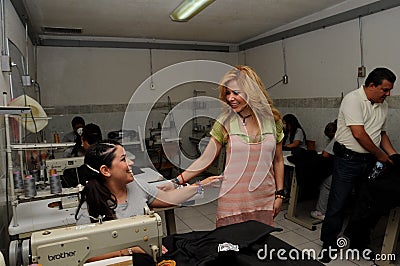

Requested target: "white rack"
[{"left": 2, "top": 92, "right": 75, "bottom": 228}]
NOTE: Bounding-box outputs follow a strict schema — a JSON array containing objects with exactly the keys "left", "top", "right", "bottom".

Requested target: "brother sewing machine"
[
  {"left": 11, "top": 208, "right": 163, "bottom": 266},
  {"left": 46, "top": 156, "right": 84, "bottom": 178}
]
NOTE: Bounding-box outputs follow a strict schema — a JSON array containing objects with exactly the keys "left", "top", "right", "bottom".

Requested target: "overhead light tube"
[{"left": 170, "top": 0, "right": 215, "bottom": 22}]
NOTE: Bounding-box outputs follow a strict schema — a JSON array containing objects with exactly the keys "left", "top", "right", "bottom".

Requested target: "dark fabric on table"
[
  {"left": 287, "top": 149, "right": 333, "bottom": 200},
  {"left": 344, "top": 154, "right": 400, "bottom": 248},
  {"left": 159, "top": 220, "right": 324, "bottom": 266}
]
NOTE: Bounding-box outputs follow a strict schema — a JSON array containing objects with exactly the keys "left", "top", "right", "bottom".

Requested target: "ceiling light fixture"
[{"left": 170, "top": 0, "right": 215, "bottom": 22}]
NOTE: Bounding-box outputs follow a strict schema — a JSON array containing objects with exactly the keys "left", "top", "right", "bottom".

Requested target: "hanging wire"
[
  {"left": 282, "top": 39, "right": 287, "bottom": 75},
  {"left": 359, "top": 16, "right": 364, "bottom": 67},
  {"left": 357, "top": 16, "right": 364, "bottom": 88},
  {"left": 149, "top": 48, "right": 154, "bottom": 89},
  {"left": 266, "top": 39, "right": 288, "bottom": 90}
]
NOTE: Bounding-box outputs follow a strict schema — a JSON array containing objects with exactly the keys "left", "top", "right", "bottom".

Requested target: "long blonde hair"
[{"left": 217, "top": 65, "right": 281, "bottom": 136}]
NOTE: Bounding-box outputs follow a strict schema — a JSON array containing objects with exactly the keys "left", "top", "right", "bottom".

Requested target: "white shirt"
[{"left": 335, "top": 87, "right": 388, "bottom": 153}]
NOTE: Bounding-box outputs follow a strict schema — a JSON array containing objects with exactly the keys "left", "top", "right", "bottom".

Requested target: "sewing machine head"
[
  {"left": 46, "top": 157, "right": 84, "bottom": 177},
  {"left": 29, "top": 211, "right": 163, "bottom": 265}
]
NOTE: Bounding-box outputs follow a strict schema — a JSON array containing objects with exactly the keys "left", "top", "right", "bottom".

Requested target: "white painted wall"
[
  {"left": 36, "top": 5, "right": 400, "bottom": 152},
  {"left": 246, "top": 6, "right": 400, "bottom": 99},
  {"left": 37, "top": 47, "right": 237, "bottom": 105}
]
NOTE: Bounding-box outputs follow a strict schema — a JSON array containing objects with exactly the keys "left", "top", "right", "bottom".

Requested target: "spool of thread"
[
  {"left": 31, "top": 169, "right": 40, "bottom": 182},
  {"left": 23, "top": 175, "right": 37, "bottom": 198},
  {"left": 49, "top": 168, "right": 57, "bottom": 176},
  {"left": 54, "top": 132, "right": 60, "bottom": 143},
  {"left": 50, "top": 174, "right": 62, "bottom": 194},
  {"left": 13, "top": 171, "right": 24, "bottom": 192}
]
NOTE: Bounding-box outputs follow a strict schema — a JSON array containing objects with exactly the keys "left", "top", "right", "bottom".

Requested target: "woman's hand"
[
  {"left": 199, "top": 175, "right": 223, "bottom": 187},
  {"left": 273, "top": 198, "right": 283, "bottom": 218},
  {"left": 157, "top": 181, "right": 175, "bottom": 191},
  {"left": 162, "top": 245, "right": 168, "bottom": 254}
]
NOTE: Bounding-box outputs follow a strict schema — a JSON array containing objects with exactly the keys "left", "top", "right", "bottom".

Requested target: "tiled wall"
[
  {"left": 42, "top": 95, "right": 400, "bottom": 153},
  {"left": 276, "top": 95, "right": 400, "bottom": 151}
]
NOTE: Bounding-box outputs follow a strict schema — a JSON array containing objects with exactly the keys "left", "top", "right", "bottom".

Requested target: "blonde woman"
[{"left": 167, "top": 65, "right": 285, "bottom": 227}]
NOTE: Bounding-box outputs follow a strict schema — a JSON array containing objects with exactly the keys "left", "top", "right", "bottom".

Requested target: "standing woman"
[
  {"left": 75, "top": 141, "right": 220, "bottom": 262},
  {"left": 166, "top": 65, "right": 285, "bottom": 227},
  {"left": 282, "top": 114, "right": 307, "bottom": 151}
]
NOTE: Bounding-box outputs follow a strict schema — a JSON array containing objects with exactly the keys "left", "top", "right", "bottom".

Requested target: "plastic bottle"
[
  {"left": 368, "top": 161, "right": 384, "bottom": 180},
  {"left": 54, "top": 131, "right": 60, "bottom": 143}
]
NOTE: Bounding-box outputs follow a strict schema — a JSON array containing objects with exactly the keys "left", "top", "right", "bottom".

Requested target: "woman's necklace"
[{"left": 238, "top": 111, "right": 252, "bottom": 126}]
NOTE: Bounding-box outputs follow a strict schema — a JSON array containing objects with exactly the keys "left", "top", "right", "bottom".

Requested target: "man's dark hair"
[
  {"left": 365, "top": 67, "right": 396, "bottom": 87},
  {"left": 82, "top": 123, "right": 102, "bottom": 145},
  {"left": 71, "top": 116, "right": 85, "bottom": 127}
]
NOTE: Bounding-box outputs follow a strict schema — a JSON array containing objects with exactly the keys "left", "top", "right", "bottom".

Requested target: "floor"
[{"left": 167, "top": 201, "right": 400, "bottom": 266}]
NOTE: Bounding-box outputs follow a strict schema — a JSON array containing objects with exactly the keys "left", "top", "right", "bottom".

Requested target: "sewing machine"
[
  {"left": 46, "top": 156, "right": 85, "bottom": 177},
  {"left": 17, "top": 208, "right": 162, "bottom": 266}
]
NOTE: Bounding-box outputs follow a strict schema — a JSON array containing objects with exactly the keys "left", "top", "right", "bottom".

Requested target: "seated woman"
[
  {"left": 282, "top": 114, "right": 307, "bottom": 195},
  {"left": 310, "top": 120, "right": 337, "bottom": 220},
  {"left": 282, "top": 113, "right": 307, "bottom": 151},
  {"left": 75, "top": 141, "right": 220, "bottom": 263}
]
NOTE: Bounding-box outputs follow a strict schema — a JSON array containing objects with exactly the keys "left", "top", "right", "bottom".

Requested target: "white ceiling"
[{"left": 12, "top": 0, "right": 400, "bottom": 50}]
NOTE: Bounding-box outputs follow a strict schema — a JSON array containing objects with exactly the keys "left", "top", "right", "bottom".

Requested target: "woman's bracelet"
[
  {"left": 179, "top": 173, "right": 185, "bottom": 184},
  {"left": 275, "top": 189, "right": 286, "bottom": 200},
  {"left": 172, "top": 173, "right": 186, "bottom": 186},
  {"left": 195, "top": 181, "right": 204, "bottom": 195}
]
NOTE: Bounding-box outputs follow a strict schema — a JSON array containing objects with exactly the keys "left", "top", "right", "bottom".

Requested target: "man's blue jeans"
[{"left": 321, "top": 153, "right": 374, "bottom": 246}]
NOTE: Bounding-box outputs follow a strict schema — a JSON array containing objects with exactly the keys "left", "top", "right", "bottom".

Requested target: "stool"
[{"left": 379, "top": 207, "right": 400, "bottom": 265}]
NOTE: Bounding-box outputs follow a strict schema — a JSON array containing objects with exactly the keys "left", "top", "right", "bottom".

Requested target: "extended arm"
[
  {"left": 380, "top": 131, "right": 397, "bottom": 156},
  {"left": 350, "top": 125, "right": 392, "bottom": 163},
  {"left": 151, "top": 176, "right": 221, "bottom": 208},
  {"left": 175, "top": 137, "right": 223, "bottom": 184},
  {"left": 273, "top": 141, "right": 284, "bottom": 217}
]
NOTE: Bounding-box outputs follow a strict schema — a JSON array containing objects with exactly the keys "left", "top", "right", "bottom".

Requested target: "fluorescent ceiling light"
[{"left": 170, "top": 0, "right": 215, "bottom": 22}]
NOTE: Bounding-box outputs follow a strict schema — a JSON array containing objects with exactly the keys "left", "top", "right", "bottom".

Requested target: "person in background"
[
  {"left": 310, "top": 120, "right": 337, "bottom": 220},
  {"left": 282, "top": 113, "right": 307, "bottom": 151},
  {"left": 81, "top": 123, "right": 102, "bottom": 151},
  {"left": 320, "top": 67, "right": 397, "bottom": 263},
  {"left": 282, "top": 113, "right": 307, "bottom": 196},
  {"left": 62, "top": 123, "right": 103, "bottom": 187},
  {"left": 63, "top": 116, "right": 86, "bottom": 157},
  {"left": 62, "top": 116, "right": 85, "bottom": 142},
  {"left": 75, "top": 141, "right": 220, "bottom": 263},
  {"left": 160, "top": 65, "right": 285, "bottom": 227}
]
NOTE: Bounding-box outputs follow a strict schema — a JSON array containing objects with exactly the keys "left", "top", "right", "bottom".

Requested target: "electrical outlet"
[
  {"left": 22, "top": 75, "right": 32, "bottom": 86},
  {"left": 1, "top": 55, "right": 11, "bottom": 72},
  {"left": 358, "top": 66, "right": 366, "bottom": 77}
]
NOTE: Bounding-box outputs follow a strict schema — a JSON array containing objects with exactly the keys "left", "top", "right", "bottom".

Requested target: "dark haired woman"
[
  {"left": 282, "top": 113, "right": 307, "bottom": 151},
  {"left": 75, "top": 141, "right": 220, "bottom": 263}
]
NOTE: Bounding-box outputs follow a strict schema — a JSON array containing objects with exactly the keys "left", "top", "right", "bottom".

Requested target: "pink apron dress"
[{"left": 216, "top": 123, "right": 276, "bottom": 227}]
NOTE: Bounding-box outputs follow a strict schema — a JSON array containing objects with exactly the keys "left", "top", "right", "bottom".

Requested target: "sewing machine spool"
[
  {"left": 49, "top": 174, "right": 62, "bottom": 194},
  {"left": 31, "top": 169, "right": 40, "bottom": 182},
  {"left": 23, "top": 175, "right": 37, "bottom": 197},
  {"left": 13, "top": 170, "right": 24, "bottom": 192}
]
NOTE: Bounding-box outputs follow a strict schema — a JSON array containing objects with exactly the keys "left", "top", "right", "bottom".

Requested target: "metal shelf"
[
  {"left": 10, "top": 142, "right": 75, "bottom": 150},
  {"left": 0, "top": 106, "right": 31, "bottom": 115},
  {"left": 16, "top": 186, "right": 81, "bottom": 203}
]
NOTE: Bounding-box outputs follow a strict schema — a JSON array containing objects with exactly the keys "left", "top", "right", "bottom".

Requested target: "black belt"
[{"left": 333, "top": 141, "right": 374, "bottom": 160}]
